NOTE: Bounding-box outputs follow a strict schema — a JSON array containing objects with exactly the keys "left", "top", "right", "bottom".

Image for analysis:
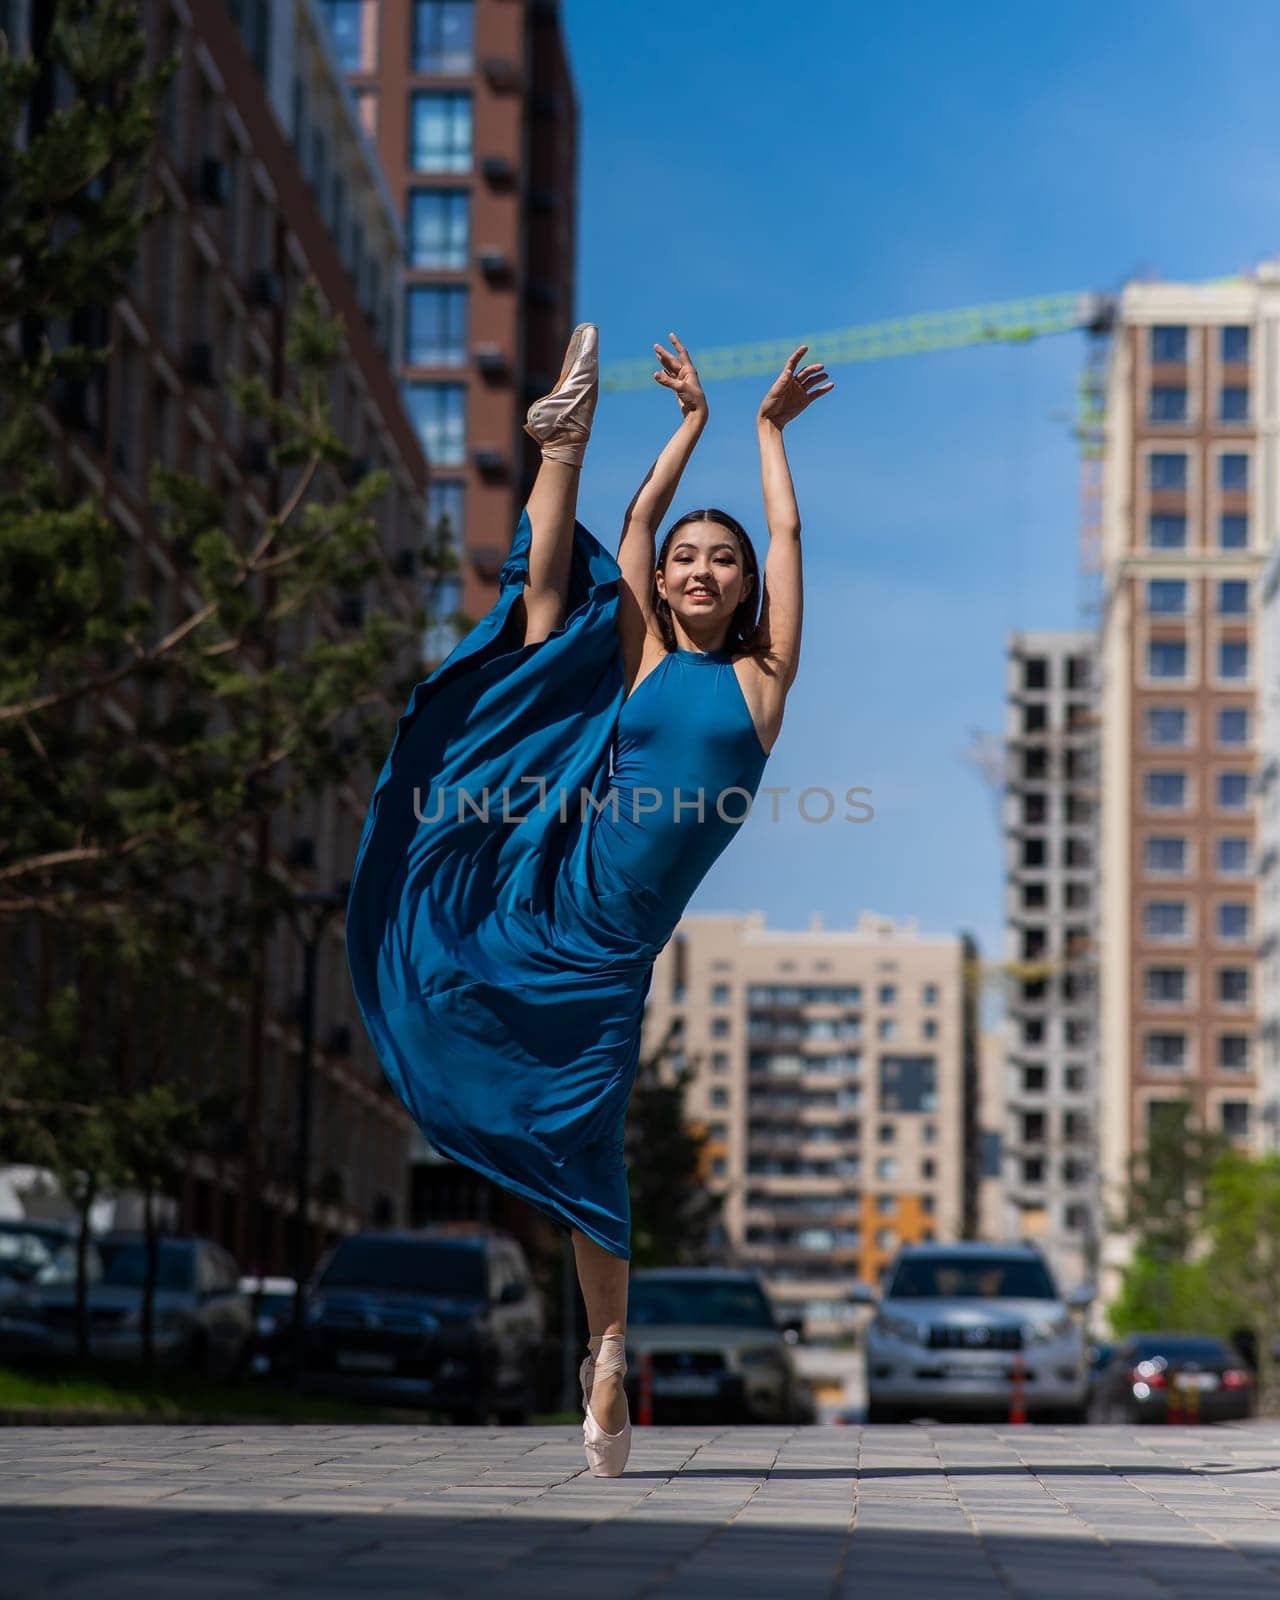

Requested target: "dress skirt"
[{"left": 345, "top": 509, "right": 672, "bottom": 1258}]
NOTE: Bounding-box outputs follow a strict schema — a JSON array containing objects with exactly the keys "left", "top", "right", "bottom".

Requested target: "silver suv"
[{"left": 855, "top": 1242, "right": 1092, "bottom": 1423}]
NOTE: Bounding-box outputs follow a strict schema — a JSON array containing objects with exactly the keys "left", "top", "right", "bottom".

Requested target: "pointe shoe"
[
  {"left": 582, "top": 1331, "right": 631, "bottom": 1478},
  {"left": 524, "top": 321, "right": 598, "bottom": 466}
]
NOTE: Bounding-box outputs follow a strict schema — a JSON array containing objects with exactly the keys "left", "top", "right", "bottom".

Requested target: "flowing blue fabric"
[{"left": 345, "top": 510, "right": 770, "bottom": 1256}]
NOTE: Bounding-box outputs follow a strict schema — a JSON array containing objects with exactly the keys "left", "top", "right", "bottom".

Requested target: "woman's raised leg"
[
  {"left": 571, "top": 1228, "right": 629, "bottom": 1433},
  {"left": 519, "top": 456, "right": 581, "bottom": 648}
]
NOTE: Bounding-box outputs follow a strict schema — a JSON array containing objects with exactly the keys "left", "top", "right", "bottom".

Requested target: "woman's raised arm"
[
  {"left": 753, "top": 345, "right": 834, "bottom": 691},
  {"left": 616, "top": 334, "right": 707, "bottom": 671}
]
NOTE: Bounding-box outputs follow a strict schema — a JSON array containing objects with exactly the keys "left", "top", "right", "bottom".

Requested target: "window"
[
  {"left": 353, "top": 87, "right": 378, "bottom": 138},
  {"left": 1220, "top": 386, "right": 1249, "bottom": 423},
  {"left": 1147, "top": 513, "right": 1186, "bottom": 549},
  {"left": 1219, "top": 453, "right": 1248, "bottom": 491},
  {"left": 1149, "top": 387, "right": 1188, "bottom": 422},
  {"left": 922, "top": 983, "right": 939, "bottom": 1005},
  {"left": 405, "top": 284, "right": 467, "bottom": 366},
  {"left": 711, "top": 983, "right": 731, "bottom": 1004},
  {"left": 407, "top": 189, "right": 469, "bottom": 269},
  {"left": 427, "top": 478, "right": 465, "bottom": 549},
  {"left": 410, "top": 91, "right": 472, "bottom": 172},
  {"left": 877, "top": 984, "right": 897, "bottom": 1006},
  {"left": 404, "top": 381, "right": 465, "bottom": 466},
  {"left": 710, "top": 1017, "right": 730, "bottom": 1039},
  {"left": 877, "top": 1018, "right": 898, "bottom": 1041},
  {"left": 922, "top": 1018, "right": 937, "bottom": 1040},
  {"left": 1217, "top": 967, "right": 1250, "bottom": 1005},
  {"left": 710, "top": 1086, "right": 729, "bottom": 1108},
  {"left": 875, "top": 1165, "right": 898, "bottom": 1186},
  {"left": 1220, "top": 1100, "right": 1250, "bottom": 1139},
  {"left": 1144, "top": 1032, "right": 1187, "bottom": 1071},
  {"left": 1217, "top": 1034, "right": 1250, "bottom": 1072},
  {"left": 1217, "top": 836, "right": 1250, "bottom": 875},
  {"left": 1218, "top": 640, "right": 1249, "bottom": 680},
  {"left": 1147, "top": 579, "right": 1187, "bottom": 615},
  {"left": 322, "top": 0, "right": 376, "bottom": 71},
  {"left": 1145, "top": 707, "right": 1187, "bottom": 746},
  {"left": 1219, "top": 513, "right": 1249, "bottom": 550},
  {"left": 1217, "top": 707, "right": 1249, "bottom": 746},
  {"left": 1147, "top": 640, "right": 1187, "bottom": 679},
  {"left": 1144, "top": 836, "right": 1187, "bottom": 875},
  {"left": 1218, "top": 580, "right": 1248, "bottom": 616},
  {"left": 1144, "top": 967, "right": 1186, "bottom": 1004},
  {"left": 1022, "top": 837, "right": 1046, "bottom": 868},
  {"left": 1144, "top": 772, "right": 1187, "bottom": 810},
  {"left": 1217, "top": 903, "right": 1250, "bottom": 942},
  {"left": 1144, "top": 901, "right": 1187, "bottom": 940},
  {"left": 412, "top": 0, "right": 474, "bottom": 72},
  {"left": 1023, "top": 1065, "right": 1046, "bottom": 1093},
  {"left": 711, "top": 1051, "right": 730, "bottom": 1074},
  {"left": 1021, "top": 1157, "right": 1045, "bottom": 1185},
  {"left": 1216, "top": 772, "right": 1249, "bottom": 811},
  {"left": 1148, "top": 451, "right": 1187, "bottom": 491},
  {"left": 1221, "top": 326, "right": 1249, "bottom": 363},
  {"left": 1151, "top": 325, "right": 1187, "bottom": 362},
  {"left": 1023, "top": 657, "right": 1048, "bottom": 690}
]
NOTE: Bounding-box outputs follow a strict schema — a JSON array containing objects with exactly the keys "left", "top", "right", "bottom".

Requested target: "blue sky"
[{"left": 560, "top": 0, "right": 1280, "bottom": 958}]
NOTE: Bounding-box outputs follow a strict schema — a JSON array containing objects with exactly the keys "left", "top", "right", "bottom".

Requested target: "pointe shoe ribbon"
[
  {"left": 582, "top": 1331, "right": 631, "bottom": 1479},
  {"left": 524, "top": 321, "right": 598, "bottom": 466}
]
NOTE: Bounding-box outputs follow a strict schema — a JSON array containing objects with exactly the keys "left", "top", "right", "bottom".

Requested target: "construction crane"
[{"left": 599, "top": 290, "right": 1117, "bottom": 392}]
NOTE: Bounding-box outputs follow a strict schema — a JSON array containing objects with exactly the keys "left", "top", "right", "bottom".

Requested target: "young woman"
[{"left": 345, "top": 323, "right": 832, "bottom": 1476}]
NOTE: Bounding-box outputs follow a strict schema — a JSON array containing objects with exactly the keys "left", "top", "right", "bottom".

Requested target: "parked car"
[
  {"left": 855, "top": 1241, "right": 1092, "bottom": 1423},
  {"left": 303, "top": 1228, "right": 544, "bottom": 1422},
  {"left": 239, "top": 1274, "right": 299, "bottom": 1380},
  {"left": 624, "top": 1268, "right": 814, "bottom": 1424},
  {"left": 0, "top": 1235, "right": 250, "bottom": 1378},
  {"left": 0, "top": 1219, "right": 100, "bottom": 1303},
  {"left": 1091, "top": 1333, "right": 1254, "bottom": 1424}
]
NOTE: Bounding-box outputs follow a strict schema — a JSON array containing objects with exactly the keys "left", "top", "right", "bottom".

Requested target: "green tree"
[
  {"left": 626, "top": 1020, "right": 723, "bottom": 1268},
  {"left": 1200, "top": 1151, "right": 1280, "bottom": 1411}
]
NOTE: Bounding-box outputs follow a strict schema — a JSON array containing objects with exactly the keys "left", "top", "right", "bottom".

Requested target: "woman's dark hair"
[{"left": 651, "top": 507, "right": 763, "bottom": 655}]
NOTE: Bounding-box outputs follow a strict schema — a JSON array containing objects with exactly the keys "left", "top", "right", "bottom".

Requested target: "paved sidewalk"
[{"left": 2, "top": 1423, "right": 1280, "bottom": 1599}]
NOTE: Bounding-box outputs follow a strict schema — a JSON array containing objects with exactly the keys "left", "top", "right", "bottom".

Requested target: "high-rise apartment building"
[
  {"left": 4, "top": 0, "right": 431, "bottom": 1269},
  {"left": 1261, "top": 541, "right": 1280, "bottom": 1145},
  {"left": 319, "top": 0, "right": 578, "bottom": 641},
  {"left": 642, "top": 912, "right": 980, "bottom": 1338},
  {"left": 1098, "top": 274, "right": 1280, "bottom": 1283},
  {"left": 1002, "top": 632, "right": 1101, "bottom": 1291}
]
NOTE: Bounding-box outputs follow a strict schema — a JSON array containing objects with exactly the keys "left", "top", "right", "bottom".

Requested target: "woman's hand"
[
  {"left": 653, "top": 333, "right": 708, "bottom": 422},
  {"left": 757, "top": 345, "right": 834, "bottom": 429}
]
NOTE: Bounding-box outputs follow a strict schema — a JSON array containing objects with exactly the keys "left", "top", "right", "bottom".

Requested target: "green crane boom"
[{"left": 600, "top": 290, "right": 1116, "bottom": 393}]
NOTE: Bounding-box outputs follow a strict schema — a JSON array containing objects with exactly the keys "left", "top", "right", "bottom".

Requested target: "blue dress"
[{"left": 345, "top": 510, "right": 771, "bottom": 1257}]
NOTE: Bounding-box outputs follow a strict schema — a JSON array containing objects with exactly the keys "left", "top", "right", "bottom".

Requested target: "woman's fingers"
[
  {"left": 669, "top": 332, "right": 693, "bottom": 362},
  {"left": 653, "top": 342, "right": 679, "bottom": 372}
]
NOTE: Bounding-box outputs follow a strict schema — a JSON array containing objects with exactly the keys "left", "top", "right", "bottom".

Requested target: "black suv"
[{"left": 303, "top": 1228, "right": 544, "bottom": 1423}]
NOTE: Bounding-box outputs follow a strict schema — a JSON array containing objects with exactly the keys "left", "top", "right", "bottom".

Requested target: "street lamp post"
[{"left": 291, "top": 885, "right": 348, "bottom": 1384}]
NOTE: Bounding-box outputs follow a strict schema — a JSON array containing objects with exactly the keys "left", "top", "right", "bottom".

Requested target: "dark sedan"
[
  {"left": 1092, "top": 1333, "right": 1254, "bottom": 1424},
  {"left": 303, "top": 1229, "right": 544, "bottom": 1423}
]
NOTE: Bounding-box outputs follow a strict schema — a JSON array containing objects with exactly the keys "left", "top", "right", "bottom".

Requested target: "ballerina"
[{"left": 345, "top": 322, "right": 833, "bottom": 1476}]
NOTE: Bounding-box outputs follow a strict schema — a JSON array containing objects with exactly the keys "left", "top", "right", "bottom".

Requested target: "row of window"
[
  {"left": 1142, "top": 833, "right": 1251, "bottom": 874},
  {"left": 1144, "top": 512, "right": 1252, "bottom": 550},
  {"left": 1016, "top": 1157, "right": 1090, "bottom": 1189},
  {"left": 1018, "top": 1064, "right": 1090, "bottom": 1094},
  {"left": 1147, "top": 449, "right": 1248, "bottom": 492},
  {"left": 1018, "top": 1016, "right": 1091, "bottom": 1048},
  {"left": 1015, "top": 881, "right": 1093, "bottom": 914},
  {"left": 1140, "top": 772, "right": 1252, "bottom": 812},
  {"left": 1142, "top": 1031, "right": 1253, "bottom": 1073},
  {"left": 1145, "top": 637, "right": 1250, "bottom": 682},
  {"left": 1149, "top": 324, "right": 1249, "bottom": 364},
  {"left": 1146, "top": 578, "right": 1249, "bottom": 615},
  {"left": 747, "top": 1017, "right": 940, "bottom": 1043},
  {"left": 1141, "top": 900, "right": 1251, "bottom": 941},
  {"left": 1149, "top": 385, "right": 1249, "bottom": 425},
  {"left": 1019, "top": 837, "right": 1092, "bottom": 869},
  {"left": 1018, "top": 655, "right": 1092, "bottom": 693},
  {"left": 744, "top": 982, "right": 940, "bottom": 1007},
  {"left": 1144, "top": 965, "right": 1251, "bottom": 1006},
  {"left": 323, "top": 0, "right": 473, "bottom": 75},
  {"left": 1146, "top": 1097, "right": 1252, "bottom": 1139},
  {"left": 1142, "top": 704, "right": 1251, "bottom": 748}
]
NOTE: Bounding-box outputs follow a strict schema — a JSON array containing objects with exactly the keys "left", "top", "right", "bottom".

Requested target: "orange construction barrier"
[
  {"left": 637, "top": 1352, "right": 654, "bottom": 1426},
  {"left": 1009, "top": 1351, "right": 1027, "bottom": 1425}
]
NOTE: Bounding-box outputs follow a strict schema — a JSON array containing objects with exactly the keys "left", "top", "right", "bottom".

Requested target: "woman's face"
[{"left": 655, "top": 522, "right": 753, "bottom": 639}]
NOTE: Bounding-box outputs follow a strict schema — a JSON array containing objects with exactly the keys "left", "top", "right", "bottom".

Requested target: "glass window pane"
[
  {"left": 322, "top": 0, "right": 376, "bottom": 71},
  {"left": 1147, "top": 579, "right": 1186, "bottom": 615},
  {"left": 1217, "top": 838, "right": 1249, "bottom": 875},
  {"left": 1219, "top": 513, "right": 1248, "bottom": 550},
  {"left": 1218, "top": 640, "right": 1248, "bottom": 680},
  {"left": 1218, "top": 579, "right": 1248, "bottom": 615},
  {"left": 407, "top": 189, "right": 469, "bottom": 269},
  {"left": 404, "top": 381, "right": 466, "bottom": 467},
  {"left": 1149, "top": 386, "right": 1188, "bottom": 422},
  {"left": 1220, "top": 386, "right": 1249, "bottom": 422},
  {"left": 1148, "top": 452, "right": 1186, "bottom": 491},
  {"left": 1148, "top": 514, "right": 1186, "bottom": 549},
  {"left": 412, "top": 1, "right": 474, "bottom": 73},
  {"left": 410, "top": 92, "right": 472, "bottom": 173},
  {"left": 1216, "top": 707, "right": 1248, "bottom": 745},
  {"left": 1221, "top": 325, "right": 1249, "bottom": 364},
  {"left": 1147, "top": 640, "right": 1187, "bottom": 679},
  {"left": 1151, "top": 326, "right": 1187, "bottom": 363},
  {"left": 1145, "top": 707, "right": 1187, "bottom": 746},
  {"left": 1219, "top": 453, "right": 1248, "bottom": 491},
  {"left": 405, "top": 285, "right": 468, "bottom": 366}
]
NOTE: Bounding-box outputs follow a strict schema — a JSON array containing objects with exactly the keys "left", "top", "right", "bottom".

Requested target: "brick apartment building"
[
  {"left": 3, "top": 0, "right": 431, "bottom": 1270},
  {"left": 319, "top": 0, "right": 578, "bottom": 640}
]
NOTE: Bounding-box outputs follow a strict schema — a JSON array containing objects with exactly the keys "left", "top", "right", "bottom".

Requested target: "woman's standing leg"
[
  {"left": 519, "top": 456, "right": 581, "bottom": 648},
  {"left": 571, "top": 1228, "right": 629, "bottom": 1431}
]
